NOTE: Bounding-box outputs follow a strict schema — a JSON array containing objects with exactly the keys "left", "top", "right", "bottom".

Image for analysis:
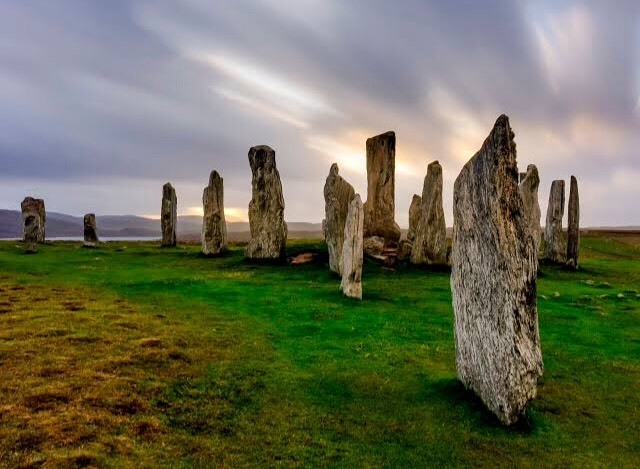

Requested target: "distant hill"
[{"left": 0, "top": 210, "right": 323, "bottom": 240}]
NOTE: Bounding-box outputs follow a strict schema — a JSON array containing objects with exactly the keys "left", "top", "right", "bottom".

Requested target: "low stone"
[
  {"left": 83, "top": 213, "right": 99, "bottom": 248},
  {"left": 161, "top": 183, "right": 177, "bottom": 247},
  {"left": 363, "top": 236, "right": 385, "bottom": 256},
  {"left": 544, "top": 180, "right": 565, "bottom": 263},
  {"left": 202, "top": 170, "right": 228, "bottom": 256},
  {"left": 411, "top": 161, "right": 447, "bottom": 265},
  {"left": 566, "top": 175, "right": 580, "bottom": 269},
  {"left": 397, "top": 239, "right": 413, "bottom": 261},
  {"left": 323, "top": 163, "right": 356, "bottom": 274},
  {"left": 340, "top": 194, "right": 364, "bottom": 299}
]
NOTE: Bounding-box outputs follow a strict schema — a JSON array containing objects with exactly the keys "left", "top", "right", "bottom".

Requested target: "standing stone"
[
  {"left": 161, "top": 183, "right": 177, "bottom": 247},
  {"left": 451, "top": 115, "right": 542, "bottom": 425},
  {"left": 23, "top": 214, "right": 41, "bottom": 254},
  {"left": 323, "top": 163, "right": 355, "bottom": 274},
  {"left": 202, "top": 170, "right": 228, "bottom": 256},
  {"left": 363, "top": 131, "right": 401, "bottom": 244},
  {"left": 519, "top": 164, "right": 542, "bottom": 256},
  {"left": 21, "top": 197, "right": 46, "bottom": 243},
  {"left": 341, "top": 194, "right": 364, "bottom": 300},
  {"left": 83, "top": 214, "right": 99, "bottom": 248},
  {"left": 566, "top": 176, "right": 580, "bottom": 269},
  {"left": 246, "top": 145, "right": 287, "bottom": 260},
  {"left": 411, "top": 161, "right": 447, "bottom": 265},
  {"left": 407, "top": 194, "right": 422, "bottom": 242},
  {"left": 544, "top": 180, "right": 565, "bottom": 263}
]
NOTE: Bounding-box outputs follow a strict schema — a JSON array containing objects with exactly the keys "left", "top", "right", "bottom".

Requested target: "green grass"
[{"left": 0, "top": 235, "right": 638, "bottom": 468}]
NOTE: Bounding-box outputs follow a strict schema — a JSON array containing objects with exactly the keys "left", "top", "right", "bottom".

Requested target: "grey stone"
[
  {"left": 341, "top": 194, "right": 364, "bottom": 300},
  {"left": 407, "top": 194, "right": 422, "bottom": 242},
  {"left": 202, "top": 170, "right": 228, "bottom": 256},
  {"left": 451, "top": 114, "right": 543, "bottom": 425},
  {"left": 21, "top": 197, "right": 46, "bottom": 243},
  {"left": 23, "top": 214, "right": 41, "bottom": 253},
  {"left": 161, "top": 183, "right": 177, "bottom": 247},
  {"left": 363, "top": 236, "right": 385, "bottom": 256},
  {"left": 411, "top": 161, "right": 447, "bottom": 265},
  {"left": 323, "top": 163, "right": 355, "bottom": 274},
  {"left": 518, "top": 164, "right": 542, "bottom": 256},
  {"left": 566, "top": 176, "right": 580, "bottom": 269},
  {"left": 544, "top": 180, "right": 565, "bottom": 263},
  {"left": 363, "top": 131, "right": 401, "bottom": 243},
  {"left": 246, "top": 145, "right": 288, "bottom": 260},
  {"left": 83, "top": 213, "right": 99, "bottom": 247}
]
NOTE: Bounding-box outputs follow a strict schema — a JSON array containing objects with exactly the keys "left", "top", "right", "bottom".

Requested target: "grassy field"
[{"left": 0, "top": 235, "right": 638, "bottom": 468}]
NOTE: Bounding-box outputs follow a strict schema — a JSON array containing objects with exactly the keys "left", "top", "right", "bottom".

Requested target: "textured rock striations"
[
  {"left": 341, "top": 194, "right": 364, "bottom": 300},
  {"left": 323, "top": 163, "right": 356, "bottom": 274},
  {"left": 363, "top": 131, "right": 401, "bottom": 244},
  {"left": 451, "top": 115, "right": 543, "bottom": 425},
  {"left": 544, "top": 180, "right": 565, "bottom": 263},
  {"left": 518, "top": 164, "right": 542, "bottom": 256},
  {"left": 566, "top": 176, "right": 580, "bottom": 269},
  {"left": 411, "top": 161, "right": 447, "bottom": 265},
  {"left": 202, "top": 170, "right": 228, "bottom": 256},
  {"left": 407, "top": 194, "right": 422, "bottom": 242},
  {"left": 83, "top": 214, "right": 99, "bottom": 247},
  {"left": 161, "top": 183, "right": 177, "bottom": 247},
  {"left": 246, "top": 146, "right": 288, "bottom": 260},
  {"left": 21, "top": 197, "right": 46, "bottom": 243}
]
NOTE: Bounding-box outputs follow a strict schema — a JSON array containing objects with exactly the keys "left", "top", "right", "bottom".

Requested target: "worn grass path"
[{"left": 0, "top": 236, "right": 638, "bottom": 468}]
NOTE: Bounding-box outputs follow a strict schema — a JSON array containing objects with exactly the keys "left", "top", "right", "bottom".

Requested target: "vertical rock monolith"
[
  {"left": 161, "top": 183, "right": 177, "bottom": 247},
  {"left": 23, "top": 214, "right": 41, "bottom": 254},
  {"left": 246, "top": 145, "right": 287, "bottom": 260},
  {"left": 341, "top": 194, "right": 364, "bottom": 300},
  {"left": 21, "top": 197, "right": 46, "bottom": 243},
  {"left": 411, "top": 161, "right": 447, "bottom": 265},
  {"left": 544, "top": 180, "right": 565, "bottom": 263},
  {"left": 566, "top": 176, "right": 580, "bottom": 269},
  {"left": 519, "top": 164, "right": 542, "bottom": 256},
  {"left": 363, "top": 131, "right": 401, "bottom": 245},
  {"left": 451, "top": 114, "right": 542, "bottom": 425},
  {"left": 323, "top": 163, "right": 356, "bottom": 274},
  {"left": 407, "top": 194, "right": 422, "bottom": 242},
  {"left": 83, "top": 214, "right": 99, "bottom": 248},
  {"left": 202, "top": 170, "right": 228, "bottom": 256}
]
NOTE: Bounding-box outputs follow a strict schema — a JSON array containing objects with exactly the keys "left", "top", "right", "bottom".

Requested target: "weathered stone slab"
[
  {"left": 23, "top": 214, "right": 40, "bottom": 253},
  {"left": 202, "top": 170, "right": 228, "bottom": 256},
  {"left": 566, "top": 175, "right": 580, "bottom": 269},
  {"left": 544, "top": 180, "right": 565, "bottom": 263},
  {"left": 341, "top": 194, "right": 364, "bottom": 299},
  {"left": 323, "top": 163, "right": 355, "bottom": 274},
  {"left": 407, "top": 194, "right": 422, "bottom": 242},
  {"left": 83, "top": 213, "right": 99, "bottom": 248},
  {"left": 161, "top": 183, "right": 177, "bottom": 247},
  {"left": 363, "top": 131, "right": 401, "bottom": 243},
  {"left": 246, "top": 145, "right": 287, "bottom": 260},
  {"left": 451, "top": 114, "right": 543, "bottom": 425},
  {"left": 363, "top": 236, "right": 385, "bottom": 256},
  {"left": 411, "top": 161, "right": 447, "bottom": 265},
  {"left": 21, "top": 197, "right": 46, "bottom": 243},
  {"left": 518, "top": 164, "right": 542, "bottom": 256}
]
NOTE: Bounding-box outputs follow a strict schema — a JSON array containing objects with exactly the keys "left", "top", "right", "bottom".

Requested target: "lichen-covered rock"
[
  {"left": 518, "top": 164, "right": 542, "bottom": 256},
  {"left": 323, "top": 163, "right": 355, "bottom": 274},
  {"left": 411, "top": 161, "right": 447, "bottom": 265},
  {"left": 451, "top": 114, "right": 543, "bottom": 425},
  {"left": 23, "top": 214, "right": 41, "bottom": 253},
  {"left": 246, "top": 145, "right": 287, "bottom": 260},
  {"left": 202, "top": 170, "right": 228, "bottom": 256},
  {"left": 566, "top": 175, "right": 580, "bottom": 269},
  {"left": 21, "top": 197, "right": 46, "bottom": 243},
  {"left": 341, "top": 194, "right": 364, "bottom": 299},
  {"left": 407, "top": 194, "right": 422, "bottom": 242},
  {"left": 161, "top": 183, "right": 177, "bottom": 247},
  {"left": 544, "top": 180, "right": 565, "bottom": 263},
  {"left": 363, "top": 131, "right": 401, "bottom": 243},
  {"left": 83, "top": 213, "right": 99, "bottom": 247},
  {"left": 363, "top": 236, "right": 385, "bottom": 257}
]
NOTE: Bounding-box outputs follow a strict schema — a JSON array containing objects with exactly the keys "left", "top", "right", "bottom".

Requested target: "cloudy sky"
[{"left": 1, "top": 0, "right": 638, "bottom": 226}]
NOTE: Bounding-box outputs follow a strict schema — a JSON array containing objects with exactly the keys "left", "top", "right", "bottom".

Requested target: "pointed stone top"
[
  {"left": 163, "top": 182, "right": 174, "bottom": 190},
  {"left": 520, "top": 164, "right": 540, "bottom": 187},
  {"left": 352, "top": 193, "right": 362, "bottom": 205},
  {"left": 248, "top": 145, "right": 276, "bottom": 171},
  {"left": 329, "top": 162, "right": 339, "bottom": 175},
  {"left": 427, "top": 160, "right": 442, "bottom": 174},
  {"left": 570, "top": 175, "right": 577, "bottom": 184},
  {"left": 411, "top": 193, "right": 421, "bottom": 204},
  {"left": 209, "top": 170, "right": 222, "bottom": 185}
]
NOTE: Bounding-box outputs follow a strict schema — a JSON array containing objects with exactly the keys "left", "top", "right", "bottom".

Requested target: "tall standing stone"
[
  {"left": 21, "top": 197, "right": 46, "bottom": 243},
  {"left": 566, "top": 176, "right": 580, "bottom": 269},
  {"left": 407, "top": 194, "right": 422, "bottom": 242},
  {"left": 518, "top": 164, "right": 542, "bottom": 256},
  {"left": 341, "top": 194, "right": 364, "bottom": 300},
  {"left": 161, "top": 183, "right": 177, "bottom": 247},
  {"left": 411, "top": 161, "right": 447, "bottom": 265},
  {"left": 83, "top": 214, "right": 99, "bottom": 248},
  {"left": 363, "top": 131, "right": 401, "bottom": 244},
  {"left": 202, "top": 170, "right": 228, "bottom": 256},
  {"left": 451, "top": 115, "right": 542, "bottom": 425},
  {"left": 246, "top": 145, "right": 287, "bottom": 260},
  {"left": 323, "top": 163, "right": 355, "bottom": 274},
  {"left": 544, "top": 180, "right": 565, "bottom": 263}
]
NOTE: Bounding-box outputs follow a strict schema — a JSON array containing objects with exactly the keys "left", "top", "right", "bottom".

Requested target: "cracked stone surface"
[{"left": 202, "top": 170, "right": 228, "bottom": 256}]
